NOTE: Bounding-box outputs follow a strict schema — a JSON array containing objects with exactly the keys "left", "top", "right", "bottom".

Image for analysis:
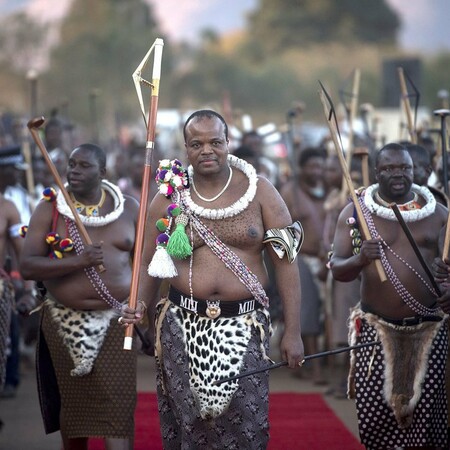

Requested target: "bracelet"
[{"left": 138, "top": 300, "right": 147, "bottom": 313}]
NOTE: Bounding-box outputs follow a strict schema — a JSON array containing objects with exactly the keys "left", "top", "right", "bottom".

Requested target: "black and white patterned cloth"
[
  {"left": 354, "top": 319, "right": 448, "bottom": 449},
  {"left": 156, "top": 302, "right": 271, "bottom": 450}
]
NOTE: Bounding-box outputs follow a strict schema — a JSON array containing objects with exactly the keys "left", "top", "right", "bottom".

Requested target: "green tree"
[
  {"left": 0, "top": 12, "right": 47, "bottom": 72},
  {"left": 247, "top": 0, "right": 400, "bottom": 54},
  {"left": 42, "top": 0, "right": 168, "bottom": 140}
]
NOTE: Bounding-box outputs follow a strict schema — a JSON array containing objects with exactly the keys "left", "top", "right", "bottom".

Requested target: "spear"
[
  {"left": 318, "top": 81, "right": 386, "bottom": 282},
  {"left": 123, "top": 38, "right": 164, "bottom": 351},
  {"left": 213, "top": 341, "right": 380, "bottom": 385},
  {"left": 398, "top": 67, "right": 419, "bottom": 144}
]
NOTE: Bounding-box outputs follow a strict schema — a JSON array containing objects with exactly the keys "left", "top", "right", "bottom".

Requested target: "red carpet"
[{"left": 89, "top": 392, "right": 364, "bottom": 450}]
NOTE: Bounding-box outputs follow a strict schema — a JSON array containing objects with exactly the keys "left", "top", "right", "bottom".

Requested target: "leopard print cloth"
[
  {"left": 44, "top": 298, "right": 118, "bottom": 376},
  {"left": 156, "top": 301, "right": 271, "bottom": 450}
]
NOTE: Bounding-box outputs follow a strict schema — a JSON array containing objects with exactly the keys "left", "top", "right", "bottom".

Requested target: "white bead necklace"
[
  {"left": 191, "top": 166, "right": 233, "bottom": 202},
  {"left": 183, "top": 155, "right": 258, "bottom": 220}
]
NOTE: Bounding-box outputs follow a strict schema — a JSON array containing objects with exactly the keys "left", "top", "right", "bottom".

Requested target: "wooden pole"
[
  {"left": 319, "top": 88, "right": 387, "bottom": 282},
  {"left": 124, "top": 38, "right": 164, "bottom": 351},
  {"left": 398, "top": 67, "right": 417, "bottom": 144}
]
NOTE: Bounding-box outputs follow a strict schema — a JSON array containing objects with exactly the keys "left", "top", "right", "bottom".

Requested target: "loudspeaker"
[{"left": 381, "top": 58, "right": 423, "bottom": 107}]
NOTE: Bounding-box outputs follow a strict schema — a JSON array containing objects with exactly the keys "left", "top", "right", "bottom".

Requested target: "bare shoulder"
[
  {"left": 149, "top": 192, "right": 172, "bottom": 217},
  {"left": 123, "top": 194, "right": 140, "bottom": 217},
  {"left": 435, "top": 202, "right": 448, "bottom": 221},
  {"left": 337, "top": 202, "right": 355, "bottom": 222},
  {"left": 1, "top": 196, "right": 21, "bottom": 224},
  {"left": 256, "top": 176, "right": 293, "bottom": 228}
]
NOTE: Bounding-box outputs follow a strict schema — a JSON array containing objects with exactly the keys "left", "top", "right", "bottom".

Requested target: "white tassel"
[{"left": 148, "top": 246, "right": 178, "bottom": 278}]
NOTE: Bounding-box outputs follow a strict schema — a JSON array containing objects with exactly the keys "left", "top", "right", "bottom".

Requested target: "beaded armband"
[{"left": 346, "top": 216, "right": 362, "bottom": 255}]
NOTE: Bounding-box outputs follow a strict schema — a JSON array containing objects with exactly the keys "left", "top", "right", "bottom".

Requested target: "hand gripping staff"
[
  {"left": 27, "top": 117, "right": 105, "bottom": 273},
  {"left": 318, "top": 82, "right": 387, "bottom": 282},
  {"left": 124, "top": 38, "right": 164, "bottom": 351}
]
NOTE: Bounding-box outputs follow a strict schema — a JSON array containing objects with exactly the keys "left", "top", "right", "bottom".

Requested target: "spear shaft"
[{"left": 213, "top": 341, "right": 380, "bottom": 386}]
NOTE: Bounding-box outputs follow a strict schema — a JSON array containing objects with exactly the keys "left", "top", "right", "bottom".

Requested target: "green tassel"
[{"left": 167, "top": 222, "right": 192, "bottom": 259}]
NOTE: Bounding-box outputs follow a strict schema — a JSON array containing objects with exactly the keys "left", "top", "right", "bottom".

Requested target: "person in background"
[
  {"left": 0, "top": 145, "right": 35, "bottom": 400},
  {"left": 241, "top": 130, "right": 279, "bottom": 187},
  {"left": 280, "top": 146, "right": 328, "bottom": 385},
  {"left": 323, "top": 154, "right": 363, "bottom": 398},
  {"left": 405, "top": 142, "right": 447, "bottom": 205},
  {"left": 0, "top": 148, "right": 35, "bottom": 425}
]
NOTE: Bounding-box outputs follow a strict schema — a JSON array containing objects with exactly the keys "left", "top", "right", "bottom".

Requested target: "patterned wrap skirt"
[
  {"left": 350, "top": 311, "right": 448, "bottom": 449},
  {"left": 37, "top": 302, "right": 137, "bottom": 439},
  {"left": 155, "top": 299, "right": 271, "bottom": 450}
]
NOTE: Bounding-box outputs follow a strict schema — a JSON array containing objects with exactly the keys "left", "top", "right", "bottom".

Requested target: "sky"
[{"left": 0, "top": 0, "right": 449, "bottom": 53}]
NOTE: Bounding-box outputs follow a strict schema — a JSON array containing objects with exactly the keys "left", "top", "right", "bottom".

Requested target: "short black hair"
[
  {"left": 298, "top": 147, "right": 326, "bottom": 167},
  {"left": 405, "top": 143, "right": 431, "bottom": 165},
  {"left": 375, "top": 142, "right": 409, "bottom": 168},
  {"left": 183, "top": 109, "right": 228, "bottom": 141},
  {"left": 233, "top": 145, "right": 257, "bottom": 159},
  {"left": 75, "top": 143, "right": 106, "bottom": 170}
]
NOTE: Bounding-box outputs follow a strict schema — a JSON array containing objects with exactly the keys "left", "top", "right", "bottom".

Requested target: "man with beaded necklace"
[
  {"left": 121, "top": 109, "right": 305, "bottom": 449},
  {"left": 19, "top": 143, "right": 140, "bottom": 450},
  {"left": 330, "top": 142, "right": 448, "bottom": 449}
]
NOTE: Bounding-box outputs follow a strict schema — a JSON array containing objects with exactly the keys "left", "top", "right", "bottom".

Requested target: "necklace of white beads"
[{"left": 183, "top": 154, "right": 258, "bottom": 220}]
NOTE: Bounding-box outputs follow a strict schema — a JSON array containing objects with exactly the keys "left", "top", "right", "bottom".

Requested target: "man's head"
[
  {"left": 297, "top": 147, "right": 326, "bottom": 187},
  {"left": 183, "top": 110, "right": 230, "bottom": 176},
  {"left": 324, "top": 154, "right": 343, "bottom": 191},
  {"left": 375, "top": 142, "right": 414, "bottom": 201},
  {"left": 0, "top": 144, "right": 26, "bottom": 190},
  {"left": 233, "top": 145, "right": 260, "bottom": 171},
  {"left": 67, "top": 143, "right": 106, "bottom": 195},
  {"left": 241, "top": 131, "right": 263, "bottom": 156},
  {"left": 405, "top": 143, "right": 432, "bottom": 187},
  {"left": 183, "top": 110, "right": 228, "bottom": 142},
  {"left": 44, "top": 117, "right": 63, "bottom": 151}
]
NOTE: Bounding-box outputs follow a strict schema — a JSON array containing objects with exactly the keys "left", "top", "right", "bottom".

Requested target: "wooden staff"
[
  {"left": 398, "top": 67, "right": 417, "bottom": 144},
  {"left": 20, "top": 122, "right": 36, "bottom": 209},
  {"left": 124, "top": 38, "right": 164, "bottom": 351},
  {"left": 318, "top": 84, "right": 387, "bottom": 282},
  {"left": 390, "top": 203, "right": 441, "bottom": 295},
  {"left": 353, "top": 146, "right": 370, "bottom": 187},
  {"left": 27, "top": 117, "right": 105, "bottom": 273},
  {"left": 345, "top": 68, "right": 360, "bottom": 167},
  {"left": 340, "top": 69, "right": 361, "bottom": 203},
  {"left": 213, "top": 341, "right": 380, "bottom": 385}
]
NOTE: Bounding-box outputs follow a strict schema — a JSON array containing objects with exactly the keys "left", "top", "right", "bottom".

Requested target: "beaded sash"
[
  {"left": 187, "top": 212, "right": 269, "bottom": 308},
  {"left": 358, "top": 195, "right": 439, "bottom": 316},
  {"left": 65, "top": 217, "right": 122, "bottom": 310}
]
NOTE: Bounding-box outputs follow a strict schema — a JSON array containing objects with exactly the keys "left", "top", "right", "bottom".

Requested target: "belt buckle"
[
  {"left": 402, "top": 316, "right": 419, "bottom": 326},
  {"left": 206, "top": 300, "right": 221, "bottom": 319}
]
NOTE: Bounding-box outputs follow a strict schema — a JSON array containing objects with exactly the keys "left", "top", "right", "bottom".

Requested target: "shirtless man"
[
  {"left": 280, "top": 147, "right": 327, "bottom": 384},
  {"left": 20, "top": 143, "right": 139, "bottom": 450},
  {"left": 330, "top": 142, "right": 448, "bottom": 449},
  {"left": 121, "top": 110, "right": 304, "bottom": 449},
  {"left": 0, "top": 195, "right": 31, "bottom": 391}
]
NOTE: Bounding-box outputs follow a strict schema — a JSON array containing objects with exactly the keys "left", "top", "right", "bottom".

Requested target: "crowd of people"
[{"left": 0, "top": 107, "right": 449, "bottom": 448}]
